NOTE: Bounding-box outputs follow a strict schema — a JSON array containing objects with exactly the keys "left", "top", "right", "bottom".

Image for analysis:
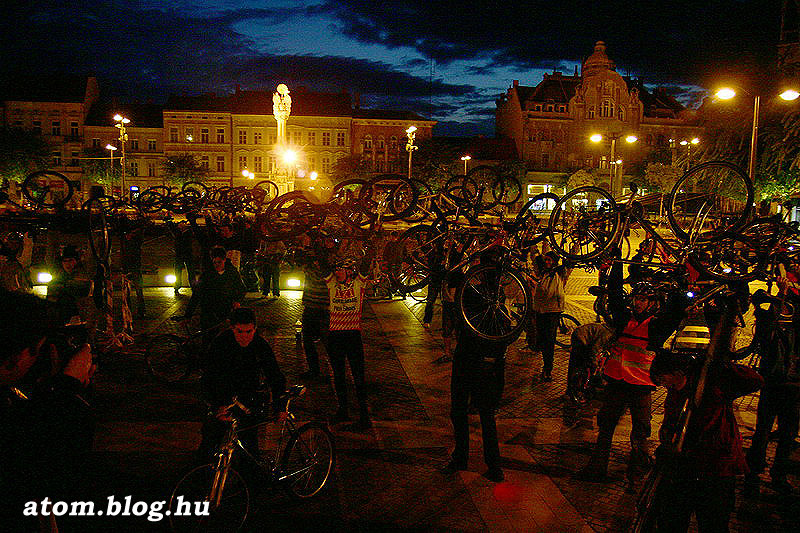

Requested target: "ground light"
[
  {"left": 37, "top": 272, "right": 52, "bottom": 283},
  {"left": 287, "top": 278, "right": 302, "bottom": 288},
  {"left": 165, "top": 274, "right": 177, "bottom": 285}
]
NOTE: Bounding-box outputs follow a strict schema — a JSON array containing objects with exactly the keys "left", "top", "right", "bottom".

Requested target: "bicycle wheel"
[
  {"left": 466, "top": 165, "right": 501, "bottom": 209},
  {"left": 22, "top": 170, "right": 74, "bottom": 208},
  {"left": 548, "top": 187, "right": 619, "bottom": 261},
  {"left": 687, "top": 234, "right": 762, "bottom": 282},
  {"left": 136, "top": 188, "right": 167, "bottom": 213},
  {"left": 84, "top": 198, "right": 110, "bottom": 264},
  {"left": 667, "top": 161, "right": 753, "bottom": 242},
  {"left": 145, "top": 334, "right": 192, "bottom": 382},
  {"left": 457, "top": 264, "right": 530, "bottom": 343},
  {"left": 169, "top": 464, "right": 249, "bottom": 533},
  {"left": 366, "top": 279, "right": 392, "bottom": 301},
  {"left": 392, "top": 224, "right": 440, "bottom": 291},
  {"left": 407, "top": 285, "right": 428, "bottom": 302},
  {"left": 491, "top": 174, "right": 522, "bottom": 206},
  {"left": 280, "top": 421, "right": 335, "bottom": 499},
  {"left": 263, "top": 191, "right": 324, "bottom": 239},
  {"left": 555, "top": 313, "right": 580, "bottom": 349}
]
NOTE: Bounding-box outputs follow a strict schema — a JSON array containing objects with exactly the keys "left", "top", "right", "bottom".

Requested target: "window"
[
  {"left": 618, "top": 107, "right": 625, "bottom": 121},
  {"left": 363, "top": 135, "right": 372, "bottom": 150},
  {"left": 51, "top": 121, "right": 61, "bottom": 136},
  {"left": 130, "top": 139, "right": 139, "bottom": 150},
  {"left": 148, "top": 161, "right": 156, "bottom": 177},
  {"left": 52, "top": 151, "right": 61, "bottom": 166},
  {"left": 129, "top": 161, "right": 139, "bottom": 176},
  {"left": 238, "top": 130, "right": 247, "bottom": 145},
  {"left": 238, "top": 156, "right": 247, "bottom": 172},
  {"left": 546, "top": 105, "right": 553, "bottom": 112},
  {"left": 70, "top": 151, "right": 79, "bottom": 167},
  {"left": 147, "top": 139, "right": 156, "bottom": 151},
  {"left": 292, "top": 131, "right": 302, "bottom": 145},
  {"left": 657, "top": 134, "right": 666, "bottom": 146},
  {"left": 254, "top": 156, "right": 262, "bottom": 172},
  {"left": 185, "top": 127, "right": 194, "bottom": 142},
  {"left": 216, "top": 128, "right": 225, "bottom": 143},
  {"left": 322, "top": 157, "right": 331, "bottom": 173},
  {"left": 336, "top": 132, "right": 345, "bottom": 146},
  {"left": 92, "top": 138, "right": 101, "bottom": 149},
  {"left": 535, "top": 105, "right": 541, "bottom": 111},
  {"left": 201, "top": 128, "right": 209, "bottom": 143},
  {"left": 70, "top": 121, "right": 79, "bottom": 137},
  {"left": 253, "top": 131, "right": 262, "bottom": 144},
  {"left": 307, "top": 132, "right": 315, "bottom": 145},
  {"left": 170, "top": 128, "right": 179, "bottom": 142},
  {"left": 559, "top": 106, "right": 566, "bottom": 113},
  {"left": 216, "top": 156, "right": 225, "bottom": 172},
  {"left": 268, "top": 133, "right": 276, "bottom": 145},
  {"left": 32, "top": 120, "right": 42, "bottom": 134},
  {"left": 322, "top": 132, "right": 331, "bottom": 146},
  {"left": 390, "top": 136, "right": 398, "bottom": 150},
  {"left": 13, "top": 120, "right": 22, "bottom": 127},
  {"left": 646, "top": 134, "right": 653, "bottom": 146},
  {"left": 200, "top": 156, "right": 209, "bottom": 170},
  {"left": 377, "top": 137, "right": 385, "bottom": 150},
  {"left": 268, "top": 156, "right": 276, "bottom": 171},
  {"left": 588, "top": 107, "right": 595, "bottom": 119},
  {"left": 602, "top": 100, "right": 613, "bottom": 118}
]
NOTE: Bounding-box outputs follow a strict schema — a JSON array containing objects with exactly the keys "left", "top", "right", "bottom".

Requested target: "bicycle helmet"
[{"left": 630, "top": 282, "right": 659, "bottom": 300}]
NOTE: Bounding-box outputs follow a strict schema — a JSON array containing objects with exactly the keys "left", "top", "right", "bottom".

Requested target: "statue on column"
[{"left": 273, "top": 83, "right": 292, "bottom": 145}]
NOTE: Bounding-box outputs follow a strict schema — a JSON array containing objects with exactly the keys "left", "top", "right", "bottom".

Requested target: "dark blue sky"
[{"left": 0, "top": 1, "right": 783, "bottom": 135}]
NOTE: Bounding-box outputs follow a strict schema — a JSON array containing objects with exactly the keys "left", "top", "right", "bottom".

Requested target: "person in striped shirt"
[{"left": 324, "top": 246, "right": 374, "bottom": 430}]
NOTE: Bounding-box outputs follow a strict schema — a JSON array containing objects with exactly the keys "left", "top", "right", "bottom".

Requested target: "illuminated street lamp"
[
  {"left": 716, "top": 86, "right": 799, "bottom": 181},
  {"left": 460, "top": 155, "right": 471, "bottom": 174},
  {"left": 114, "top": 114, "right": 130, "bottom": 197},
  {"left": 242, "top": 169, "right": 255, "bottom": 180},
  {"left": 405, "top": 126, "right": 418, "bottom": 181},
  {"left": 590, "top": 132, "right": 637, "bottom": 196},
  {"left": 105, "top": 144, "right": 117, "bottom": 189}
]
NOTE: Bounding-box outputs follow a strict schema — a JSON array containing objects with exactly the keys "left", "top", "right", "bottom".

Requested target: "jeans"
[
  {"left": 746, "top": 382, "right": 800, "bottom": 479},
  {"left": 657, "top": 475, "right": 736, "bottom": 533},
  {"left": 326, "top": 330, "right": 368, "bottom": 416},
  {"left": 173, "top": 256, "right": 197, "bottom": 290},
  {"left": 302, "top": 307, "right": 328, "bottom": 374},
  {"left": 257, "top": 259, "right": 281, "bottom": 296},
  {"left": 535, "top": 312, "right": 560, "bottom": 375}
]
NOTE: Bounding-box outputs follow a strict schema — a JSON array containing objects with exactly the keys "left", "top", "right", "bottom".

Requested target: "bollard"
[{"left": 295, "top": 320, "right": 302, "bottom": 341}]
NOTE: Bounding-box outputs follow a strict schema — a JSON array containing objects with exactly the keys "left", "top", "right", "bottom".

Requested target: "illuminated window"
[
  {"left": 169, "top": 128, "right": 178, "bottom": 142},
  {"left": 618, "top": 107, "right": 625, "bottom": 121},
  {"left": 377, "top": 137, "right": 385, "bottom": 150},
  {"left": 363, "top": 135, "right": 372, "bottom": 150},
  {"left": 216, "top": 128, "right": 225, "bottom": 143},
  {"left": 148, "top": 139, "right": 156, "bottom": 151},
  {"left": 602, "top": 100, "right": 612, "bottom": 118},
  {"left": 70, "top": 121, "right": 79, "bottom": 137},
  {"left": 588, "top": 107, "right": 595, "bottom": 119},
  {"left": 322, "top": 132, "right": 331, "bottom": 146},
  {"left": 185, "top": 127, "right": 194, "bottom": 141},
  {"left": 129, "top": 161, "right": 139, "bottom": 176},
  {"left": 239, "top": 156, "right": 247, "bottom": 171},
  {"left": 253, "top": 131, "right": 262, "bottom": 144},
  {"left": 238, "top": 130, "right": 247, "bottom": 145},
  {"left": 336, "top": 132, "right": 345, "bottom": 146},
  {"left": 254, "top": 156, "right": 262, "bottom": 172},
  {"left": 308, "top": 132, "right": 316, "bottom": 145},
  {"left": 201, "top": 128, "right": 209, "bottom": 143},
  {"left": 216, "top": 156, "right": 225, "bottom": 171}
]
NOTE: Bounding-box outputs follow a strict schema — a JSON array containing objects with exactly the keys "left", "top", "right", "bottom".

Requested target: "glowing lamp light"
[
  {"left": 165, "top": 274, "right": 177, "bottom": 285},
  {"left": 722, "top": 268, "right": 732, "bottom": 274},
  {"left": 297, "top": 169, "right": 306, "bottom": 178},
  {"left": 310, "top": 171, "right": 318, "bottom": 180},
  {"left": 283, "top": 149, "right": 297, "bottom": 165},
  {"left": 37, "top": 272, "right": 53, "bottom": 283},
  {"left": 686, "top": 291, "right": 695, "bottom": 298},
  {"left": 716, "top": 88, "right": 736, "bottom": 100},
  {"left": 691, "top": 138, "right": 700, "bottom": 144},
  {"left": 287, "top": 278, "right": 302, "bottom": 288},
  {"left": 615, "top": 159, "right": 623, "bottom": 165},
  {"left": 789, "top": 246, "right": 795, "bottom": 251},
  {"left": 680, "top": 140, "right": 688, "bottom": 146},
  {"left": 105, "top": 144, "right": 117, "bottom": 151},
  {"left": 780, "top": 89, "right": 800, "bottom": 101},
  {"left": 590, "top": 133, "right": 603, "bottom": 143},
  {"left": 405, "top": 125, "right": 417, "bottom": 134},
  {"left": 625, "top": 135, "right": 638, "bottom": 143}
]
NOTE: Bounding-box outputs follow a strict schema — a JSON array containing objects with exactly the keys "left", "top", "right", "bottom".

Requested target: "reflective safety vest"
[{"left": 605, "top": 316, "right": 656, "bottom": 386}]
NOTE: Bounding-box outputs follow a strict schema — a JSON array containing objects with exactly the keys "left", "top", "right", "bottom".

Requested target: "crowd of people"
[{"left": 1, "top": 217, "right": 799, "bottom": 532}]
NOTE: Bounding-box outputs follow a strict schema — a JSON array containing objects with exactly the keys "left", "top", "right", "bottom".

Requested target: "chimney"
[
  {"left": 513, "top": 80, "right": 519, "bottom": 88},
  {"left": 235, "top": 84, "right": 241, "bottom": 93},
  {"left": 353, "top": 92, "right": 361, "bottom": 109}
]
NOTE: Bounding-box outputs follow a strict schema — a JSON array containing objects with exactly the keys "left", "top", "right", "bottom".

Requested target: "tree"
[
  {"left": 755, "top": 167, "right": 800, "bottom": 203},
  {"left": 328, "top": 153, "right": 372, "bottom": 184},
  {"left": 80, "top": 147, "right": 117, "bottom": 186},
  {"left": 645, "top": 163, "right": 681, "bottom": 219},
  {"left": 566, "top": 169, "right": 597, "bottom": 191},
  {"left": 162, "top": 153, "right": 209, "bottom": 184},
  {"left": 0, "top": 127, "right": 50, "bottom": 182}
]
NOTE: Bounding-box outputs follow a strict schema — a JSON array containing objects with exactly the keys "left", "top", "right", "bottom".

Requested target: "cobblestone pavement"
[{"left": 51, "top": 286, "right": 800, "bottom": 532}]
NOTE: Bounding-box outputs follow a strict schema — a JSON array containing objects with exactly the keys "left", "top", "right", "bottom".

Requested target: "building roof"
[
  {"left": 85, "top": 100, "right": 164, "bottom": 128},
  {"left": 530, "top": 73, "right": 582, "bottom": 103},
  {"left": 0, "top": 74, "right": 95, "bottom": 103},
  {"left": 351, "top": 109, "right": 431, "bottom": 121},
  {"left": 165, "top": 87, "right": 354, "bottom": 117}
]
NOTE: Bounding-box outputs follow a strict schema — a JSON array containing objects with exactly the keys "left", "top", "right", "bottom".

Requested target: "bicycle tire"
[
  {"left": 667, "top": 161, "right": 753, "bottom": 242},
  {"left": 392, "top": 224, "right": 440, "bottom": 292},
  {"left": 263, "top": 191, "right": 324, "bottom": 239},
  {"left": 359, "top": 174, "right": 418, "bottom": 222},
  {"left": 136, "top": 188, "right": 167, "bottom": 213},
  {"left": 21, "top": 170, "right": 74, "bottom": 208},
  {"left": 253, "top": 180, "right": 279, "bottom": 202},
  {"left": 687, "top": 234, "right": 762, "bottom": 282},
  {"left": 491, "top": 173, "right": 523, "bottom": 206},
  {"left": 366, "top": 280, "right": 392, "bottom": 301},
  {"left": 466, "top": 165, "right": 501, "bottom": 209},
  {"left": 555, "top": 313, "right": 580, "bottom": 349},
  {"left": 548, "top": 186, "right": 620, "bottom": 261},
  {"left": 407, "top": 285, "right": 428, "bottom": 302},
  {"left": 145, "top": 334, "right": 193, "bottom": 382},
  {"left": 457, "top": 264, "right": 530, "bottom": 343},
  {"left": 169, "top": 463, "right": 249, "bottom": 532},
  {"left": 279, "top": 421, "right": 335, "bottom": 500},
  {"left": 84, "top": 198, "right": 111, "bottom": 264}
]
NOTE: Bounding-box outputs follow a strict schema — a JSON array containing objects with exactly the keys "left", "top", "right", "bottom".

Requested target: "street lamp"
[
  {"left": 114, "top": 114, "right": 130, "bottom": 197},
  {"left": 105, "top": 144, "right": 117, "bottom": 189},
  {"left": 242, "top": 169, "right": 254, "bottom": 180},
  {"left": 460, "top": 155, "right": 471, "bottom": 174},
  {"left": 715, "top": 86, "right": 799, "bottom": 181},
  {"left": 405, "top": 126, "right": 418, "bottom": 181},
  {"left": 590, "top": 132, "right": 637, "bottom": 196}
]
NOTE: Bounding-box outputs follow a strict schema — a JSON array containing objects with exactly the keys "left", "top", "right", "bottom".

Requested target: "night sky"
[{"left": 0, "top": 1, "right": 784, "bottom": 135}]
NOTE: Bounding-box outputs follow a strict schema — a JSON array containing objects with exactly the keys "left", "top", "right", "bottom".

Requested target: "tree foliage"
[
  {"left": 0, "top": 127, "right": 50, "bottom": 182},
  {"left": 80, "top": 147, "right": 117, "bottom": 185},
  {"left": 328, "top": 153, "right": 372, "bottom": 184},
  {"left": 566, "top": 169, "right": 597, "bottom": 191},
  {"left": 162, "top": 153, "right": 208, "bottom": 184},
  {"left": 645, "top": 163, "right": 680, "bottom": 193}
]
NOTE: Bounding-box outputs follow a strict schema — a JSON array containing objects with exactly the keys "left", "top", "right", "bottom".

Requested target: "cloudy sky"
[{"left": 0, "top": 1, "right": 783, "bottom": 135}]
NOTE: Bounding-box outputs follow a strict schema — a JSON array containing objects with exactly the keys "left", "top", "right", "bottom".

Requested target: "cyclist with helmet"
[
  {"left": 579, "top": 259, "right": 687, "bottom": 484},
  {"left": 0, "top": 231, "right": 31, "bottom": 293}
]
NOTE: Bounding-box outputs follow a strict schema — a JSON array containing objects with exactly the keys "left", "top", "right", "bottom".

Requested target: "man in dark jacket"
[
  {"left": 168, "top": 219, "right": 198, "bottom": 296},
  {"left": 199, "top": 307, "right": 286, "bottom": 461},
  {"left": 186, "top": 245, "right": 246, "bottom": 333},
  {"left": 650, "top": 351, "right": 763, "bottom": 532}
]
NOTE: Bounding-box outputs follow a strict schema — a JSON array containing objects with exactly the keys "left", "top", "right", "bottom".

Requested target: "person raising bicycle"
[
  {"left": 198, "top": 307, "right": 286, "bottom": 463},
  {"left": 579, "top": 258, "right": 687, "bottom": 485}
]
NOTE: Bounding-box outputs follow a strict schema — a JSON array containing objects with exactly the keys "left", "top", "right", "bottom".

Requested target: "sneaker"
[
  {"left": 483, "top": 467, "right": 504, "bottom": 483},
  {"left": 439, "top": 459, "right": 468, "bottom": 475},
  {"left": 174, "top": 289, "right": 180, "bottom": 296}
]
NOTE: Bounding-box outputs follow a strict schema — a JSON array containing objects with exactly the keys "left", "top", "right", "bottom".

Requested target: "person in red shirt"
[
  {"left": 649, "top": 351, "right": 763, "bottom": 532},
  {"left": 324, "top": 246, "right": 374, "bottom": 430}
]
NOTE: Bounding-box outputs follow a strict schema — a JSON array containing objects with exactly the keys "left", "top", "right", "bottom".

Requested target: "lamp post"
[
  {"left": 405, "top": 126, "right": 418, "bottom": 181},
  {"left": 715, "top": 87, "right": 799, "bottom": 181},
  {"left": 105, "top": 144, "right": 117, "bottom": 190},
  {"left": 460, "top": 155, "right": 471, "bottom": 174},
  {"left": 113, "top": 114, "right": 130, "bottom": 197},
  {"left": 242, "top": 169, "right": 255, "bottom": 180},
  {"left": 590, "top": 132, "right": 637, "bottom": 196}
]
